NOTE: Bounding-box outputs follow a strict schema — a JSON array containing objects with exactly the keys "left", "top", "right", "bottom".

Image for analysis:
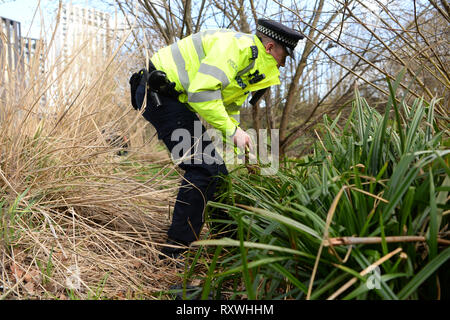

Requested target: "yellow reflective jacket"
[{"left": 150, "top": 29, "right": 281, "bottom": 135}]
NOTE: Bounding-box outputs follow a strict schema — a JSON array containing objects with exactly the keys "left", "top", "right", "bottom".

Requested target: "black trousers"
[{"left": 142, "top": 94, "right": 228, "bottom": 244}]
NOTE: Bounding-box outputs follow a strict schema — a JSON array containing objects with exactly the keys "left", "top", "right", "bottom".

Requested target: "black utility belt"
[
  {"left": 130, "top": 62, "right": 181, "bottom": 110},
  {"left": 147, "top": 61, "right": 181, "bottom": 100}
]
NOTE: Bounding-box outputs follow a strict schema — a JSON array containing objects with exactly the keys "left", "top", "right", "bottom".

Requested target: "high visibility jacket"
[{"left": 150, "top": 29, "right": 281, "bottom": 135}]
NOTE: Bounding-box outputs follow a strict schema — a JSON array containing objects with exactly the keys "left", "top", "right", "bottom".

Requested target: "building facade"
[
  {"left": 56, "top": 3, "right": 111, "bottom": 63},
  {"left": 1, "top": 16, "right": 22, "bottom": 84},
  {"left": 1, "top": 3, "right": 112, "bottom": 113},
  {"left": 48, "top": 2, "right": 111, "bottom": 102}
]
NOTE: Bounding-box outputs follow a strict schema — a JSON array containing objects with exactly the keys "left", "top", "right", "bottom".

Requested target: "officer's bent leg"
[{"left": 142, "top": 95, "right": 228, "bottom": 245}]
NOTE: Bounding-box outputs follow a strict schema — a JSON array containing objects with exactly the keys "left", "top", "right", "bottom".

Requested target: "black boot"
[{"left": 158, "top": 238, "right": 189, "bottom": 260}]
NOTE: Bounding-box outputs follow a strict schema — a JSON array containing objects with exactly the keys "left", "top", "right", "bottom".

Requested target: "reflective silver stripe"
[
  {"left": 202, "top": 29, "right": 229, "bottom": 36},
  {"left": 231, "top": 114, "right": 240, "bottom": 123},
  {"left": 192, "top": 33, "right": 205, "bottom": 61},
  {"left": 198, "top": 63, "right": 230, "bottom": 88},
  {"left": 202, "top": 30, "right": 218, "bottom": 36},
  {"left": 237, "top": 59, "right": 255, "bottom": 77},
  {"left": 171, "top": 43, "right": 189, "bottom": 90},
  {"left": 234, "top": 32, "right": 253, "bottom": 40},
  {"left": 188, "top": 90, "right": 222, "bottom": 103}
]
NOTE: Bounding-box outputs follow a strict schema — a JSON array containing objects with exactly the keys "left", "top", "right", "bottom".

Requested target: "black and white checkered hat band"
[{"left": 257, "top": 25, "right": 297, "bottom": 47}]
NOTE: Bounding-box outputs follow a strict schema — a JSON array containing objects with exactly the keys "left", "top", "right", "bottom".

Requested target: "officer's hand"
[{"left": 232, "top": 127, "right": 253, "bottom": 152}]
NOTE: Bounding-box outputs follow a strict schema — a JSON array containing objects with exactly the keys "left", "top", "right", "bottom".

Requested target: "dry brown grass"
[{"left": 0, "top": 8, "right": 191, "bottom": 299}]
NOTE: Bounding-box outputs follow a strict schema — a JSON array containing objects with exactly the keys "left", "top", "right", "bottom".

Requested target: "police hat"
[{"left": 257, "top": 19, "right": 304, "bottom": 56}]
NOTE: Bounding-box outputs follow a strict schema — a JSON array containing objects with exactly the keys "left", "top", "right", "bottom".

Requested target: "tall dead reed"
[{"left": 0, "top": 4, "right": 180, "bottom": 299}]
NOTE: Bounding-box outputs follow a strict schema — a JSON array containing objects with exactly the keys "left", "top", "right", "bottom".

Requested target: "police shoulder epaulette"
[{"left": 250, "top": 45, "right": 258, "bottom": 60}]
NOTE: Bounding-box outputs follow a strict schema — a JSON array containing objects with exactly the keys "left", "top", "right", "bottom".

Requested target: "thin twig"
[
  {"left": 325, "top": 236, "right": 450, "bottom": 246},
  {"left": 327, "top": 247, "right": 403, "bottom": 300}
]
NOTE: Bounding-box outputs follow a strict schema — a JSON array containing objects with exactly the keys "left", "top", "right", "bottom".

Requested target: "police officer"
[{"left": 138, "top": 19, "right": 303, "bottom": 259}]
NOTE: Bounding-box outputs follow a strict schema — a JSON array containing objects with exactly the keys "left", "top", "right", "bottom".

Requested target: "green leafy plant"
[{"left": 187, "top": 74, "right": 449, "bottom": 300}]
